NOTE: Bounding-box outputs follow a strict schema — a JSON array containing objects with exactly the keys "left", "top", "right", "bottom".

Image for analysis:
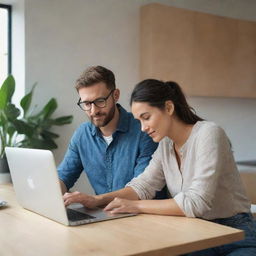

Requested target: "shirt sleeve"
[
  {"left": 57, "top": 129, "right": 83, "bottom": 190},
  {"left": 126, "top": 143, "right": 166, "bottom": 200},
  {"left": 133, "top": 132, "right": 158, "bottom": 177},
  {"left": 174, "top": 125, "right": 230, "bottom": 218}
]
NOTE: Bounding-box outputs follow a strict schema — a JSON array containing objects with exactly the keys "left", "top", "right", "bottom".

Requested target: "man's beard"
[{"left": 90, "top": 104, "right": 116, "bottom": 127}]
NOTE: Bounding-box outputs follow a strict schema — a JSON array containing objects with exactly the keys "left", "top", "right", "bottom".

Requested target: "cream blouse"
[{"left": 126, "top": 121, "right": 250, "bottom": 220}]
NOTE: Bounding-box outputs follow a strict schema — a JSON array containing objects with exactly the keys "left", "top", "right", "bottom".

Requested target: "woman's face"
[{"left": 131, "top": 101, "right": 173, "bottom": 142}]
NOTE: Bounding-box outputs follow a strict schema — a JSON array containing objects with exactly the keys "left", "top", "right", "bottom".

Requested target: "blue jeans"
[{"left": 186, "top": 213, "right": 256, "bottom": 256}]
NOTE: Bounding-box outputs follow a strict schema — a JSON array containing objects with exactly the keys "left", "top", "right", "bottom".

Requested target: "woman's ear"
[
  {"left": 165, "top": 100, "right": 174, "bottom": 115},
  {"left": 113, "top": 89, "right": 120, "bottom": 102}
]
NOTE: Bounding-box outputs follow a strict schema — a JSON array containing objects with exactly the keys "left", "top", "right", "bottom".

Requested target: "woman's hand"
[
  {"left": 104, "top": 197, "right": 141, "bottom": 214},
  {"left": 63, "top": 191, "right": 99, "bottom": 208}
]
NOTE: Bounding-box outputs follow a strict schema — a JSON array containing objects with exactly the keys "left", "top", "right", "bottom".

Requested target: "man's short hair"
[{"left": 75, "top": 66, "right": 116, "bottom": 91}]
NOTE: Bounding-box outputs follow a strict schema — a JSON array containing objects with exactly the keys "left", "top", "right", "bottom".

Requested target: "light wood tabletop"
[{"left": 0, "top": 184, "right": 244, "bottom": 256}]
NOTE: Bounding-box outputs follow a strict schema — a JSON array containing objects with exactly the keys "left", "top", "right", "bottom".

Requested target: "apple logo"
[{"left": 27, "top": 176, "right": 35, "bottom": 190}]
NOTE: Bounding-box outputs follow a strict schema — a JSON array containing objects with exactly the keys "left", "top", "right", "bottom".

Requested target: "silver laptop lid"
[{"left": 5, "top": 147, "right": 69, "bottom": 225}]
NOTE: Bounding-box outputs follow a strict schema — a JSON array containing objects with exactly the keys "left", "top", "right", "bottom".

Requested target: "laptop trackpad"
[{"left": 66, "top": 208, "right": 96, "bottom": 221}]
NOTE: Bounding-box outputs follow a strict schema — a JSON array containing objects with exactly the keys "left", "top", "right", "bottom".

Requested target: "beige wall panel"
[{"left": 140, "top": 4, "right": 256, "bottom": 98}]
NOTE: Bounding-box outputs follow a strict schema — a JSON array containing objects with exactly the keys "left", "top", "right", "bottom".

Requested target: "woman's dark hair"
[{"left": 130, "top": 79, "right": 203, "bottom": 124}]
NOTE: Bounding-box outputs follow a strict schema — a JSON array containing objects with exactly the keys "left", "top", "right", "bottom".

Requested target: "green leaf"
[
  {"left": 51, "top": 115, "right": 73, "bottom": 125},
  {"left": 41, "top": 130, "right": 59, "bottom": 139},
  {"left": 40, "top": 138, "right": 58, "bottom": 149},
  {"left": 0, "top": 75, "right": 15, "bottom": 109},
  {"left": 7, "top": 126, "right": 16, "bottom": 138},
  {"left": 0, "top": 112, "right": 7, "bottom": 126},
  {"left": 20, "top": 83, "right": 36, "bottom": 117},
  {"left": 12, "top": 120, "right": 35, "bottom": 137},
  {"left": 41, "top": 98, "right": 57, "bottom": 120},
  {"left": 5, "top": 103, "right": 21, "bottom": 121}
]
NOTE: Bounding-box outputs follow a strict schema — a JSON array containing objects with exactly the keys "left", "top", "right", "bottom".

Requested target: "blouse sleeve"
[
  {"left": 174, "top": 125, "right": 231, "bottom": 217},
  {"left": 126, "top": 143, "right": 166, "bottom": 200}
]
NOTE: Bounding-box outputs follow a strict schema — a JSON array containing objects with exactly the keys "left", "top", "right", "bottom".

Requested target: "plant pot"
[
  {"left": 0, "top": 155, "right": 11, "bottom": 184},
  {"left": 0, "top": 155, "right": 10, "bottom": 173}
]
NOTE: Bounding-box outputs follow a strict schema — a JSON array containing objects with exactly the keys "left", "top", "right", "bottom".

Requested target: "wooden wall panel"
[{"left": 140, "top": 4, "right": 256, "bottom": 98}]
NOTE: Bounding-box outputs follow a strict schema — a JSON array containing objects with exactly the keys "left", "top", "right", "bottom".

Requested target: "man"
[{"left": 58, "top": 66, "right": 159, "bottom": 202}]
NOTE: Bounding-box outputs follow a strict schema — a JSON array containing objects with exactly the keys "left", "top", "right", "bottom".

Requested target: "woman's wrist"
[{"left": 134, "top": 200, "right": 143, "bottom": 214}]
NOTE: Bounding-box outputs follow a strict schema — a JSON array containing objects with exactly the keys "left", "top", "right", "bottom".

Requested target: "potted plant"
[{"left": 0, "top": 75, "right": 73, "bottom": 180}]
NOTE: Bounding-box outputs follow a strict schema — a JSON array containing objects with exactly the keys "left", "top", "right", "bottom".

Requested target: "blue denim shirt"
[{"left": 58, "top": 104, "right": 158, "bottom": 195}]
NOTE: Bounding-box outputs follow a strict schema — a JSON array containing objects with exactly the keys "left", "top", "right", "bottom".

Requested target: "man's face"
[{"left": 78, "top": 82, "right": 116, "bottom": 127}]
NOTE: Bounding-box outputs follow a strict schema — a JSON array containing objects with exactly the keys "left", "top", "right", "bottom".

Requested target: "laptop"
[{"left": 5, "top": 147, "right": 136, "bottom": 226}]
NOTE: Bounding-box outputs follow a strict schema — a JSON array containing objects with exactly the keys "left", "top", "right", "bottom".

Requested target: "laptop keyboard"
[{"left": 66, "top": 208, "right": 96, "bottom": 221}]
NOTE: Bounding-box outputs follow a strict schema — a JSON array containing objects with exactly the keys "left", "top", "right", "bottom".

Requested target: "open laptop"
[{"left": 5, "top": 147, "right": 136, "bottom": 226}]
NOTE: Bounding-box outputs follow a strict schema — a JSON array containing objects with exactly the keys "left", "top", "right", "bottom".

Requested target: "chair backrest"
[{"left": 239, "top": 170, "right": 256, "bottom": 204}]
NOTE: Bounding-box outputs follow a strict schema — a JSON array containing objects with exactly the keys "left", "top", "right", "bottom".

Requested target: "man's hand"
[
  {"left": 63, "top": 191, "right": 99, "bottom": 208},
  {"left": 103, "top": 197, "right": 140, "bottom": 214}
]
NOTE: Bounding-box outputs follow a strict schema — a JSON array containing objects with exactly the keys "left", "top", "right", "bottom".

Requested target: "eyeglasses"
[{"left": 77, "top": 89, "right": 115, "bottom": 111}]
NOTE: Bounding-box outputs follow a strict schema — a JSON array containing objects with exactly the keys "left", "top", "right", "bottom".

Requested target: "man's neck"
[{"left": 100, "top": 105, "right": 120, "bottom": 137}]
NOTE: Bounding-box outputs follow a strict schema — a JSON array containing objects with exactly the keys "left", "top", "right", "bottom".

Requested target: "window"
[{"left": 0, "top": 4, "right": 11, "bottom": 84}]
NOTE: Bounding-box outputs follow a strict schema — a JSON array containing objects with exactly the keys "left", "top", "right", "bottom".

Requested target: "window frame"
[{"left": 0, "top": 3, "right": 12, "bottom": 75}]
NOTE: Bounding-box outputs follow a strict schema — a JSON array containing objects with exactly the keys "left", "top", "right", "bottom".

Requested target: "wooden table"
[{"left": 0, "top": 184, "right": 244, "bottom": 256}]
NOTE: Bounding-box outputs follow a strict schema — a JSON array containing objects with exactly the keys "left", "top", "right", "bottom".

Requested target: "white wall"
[{"left": 22, "top": 0, "right": 256, "bottom": 192}]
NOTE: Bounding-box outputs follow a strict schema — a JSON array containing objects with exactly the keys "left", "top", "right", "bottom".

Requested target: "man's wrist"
[{"left": 94, "top": 194, "right": 106, "bottom": 206}]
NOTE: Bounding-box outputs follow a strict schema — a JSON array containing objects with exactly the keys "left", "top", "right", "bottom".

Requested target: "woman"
[{"left": 64, "top": 79, "right": 256, "bottom": 255}]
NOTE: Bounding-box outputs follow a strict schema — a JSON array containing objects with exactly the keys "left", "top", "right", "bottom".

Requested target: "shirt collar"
[
  {"left": 90, "top": 104, "right": 129, "bottom": 136},
  {"left": 116, "top": 104, "right": 129, "bottom": 133}
]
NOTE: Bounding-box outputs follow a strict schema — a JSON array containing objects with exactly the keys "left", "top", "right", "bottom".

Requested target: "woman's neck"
[{"left": 168, "top": 119, "right": 195, "bottom": 151}]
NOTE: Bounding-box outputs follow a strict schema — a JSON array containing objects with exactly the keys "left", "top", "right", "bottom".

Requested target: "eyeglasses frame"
[{"left": 77, "top": 89, "right": 115, "bottom": 111}]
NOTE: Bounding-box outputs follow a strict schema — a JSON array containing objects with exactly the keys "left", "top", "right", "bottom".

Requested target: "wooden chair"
[{"left": 239, "top": 170, "right": 256, "bottom": 218}]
